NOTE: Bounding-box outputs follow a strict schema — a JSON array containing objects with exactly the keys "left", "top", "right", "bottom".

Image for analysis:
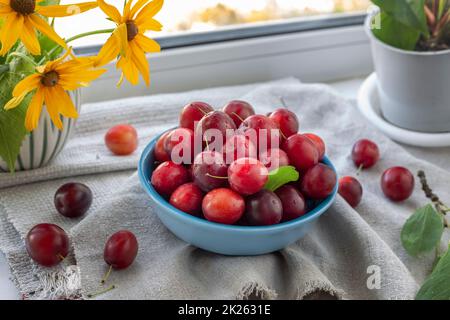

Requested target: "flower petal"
[
  {"left": 97, "top": 0, "right": 122, "bottom": 23},
  {"left": 12, "top": 73, "right": 41, "bottom": 97},
  {"left": 117, "top": 56, "right": 139, "bottom": 85},
  {"left": 25, "top": 88, "right": 45, "bottom": 132},
  {"left": 4, "top": 93, "right": 26, "bottom": 110},
  {"left": 54, "top": 56, "right": 95, "bottom": 73},
  {"left": 28, "top": 14, "right": 67, "bottom": 49},
  {"left": 123, "top": 0, "right": 134, "bottom": 20},
  {"left": 20, "top": 17, "right": 41, "bottom": 56},
  {"left": 52, "top": 86, "right": 78, "bottom": 118},
  {"left": 48, "top": 56, "right": 106, "bottom": 90},
  {"left": 114, "top": 23, "right": 129, "bottom": 58},
  {"left": 134, "top": 33, "right": 160, "bottom": 52},
  {"left": 130, "top": 40, "right": 149, "bottom": 86},
  {"left": 56, "top": 80, "right": 79, "bottom": 91},
  {"left": 0, "top": 13, "right": 23, "bottom": 56},
  {"left": 43, "top": 86, "right": 63, "bottom": 130},
  {"left": 0, "top": 4, "right": 12, "bottom": 14},
  {"left": 94, "top": 34, "right": 120, "bottom": 67},
  {"left": 129, "top": 0, "right": 149, "bottom": 19},
  {"left": 136, "top": 18, "right": 162, "bottom": 32},
  {"left": 135, "top": 0, "right": 163, "bottom": 24},
  {"left": 58, "top": 68, "right": 106, "bottom": 89},
  {"left": 43, "top": 48, "right": 73, "bottom": 72},
  {"left": 36, "top": 2, "right": 98, "bottom": 17}
]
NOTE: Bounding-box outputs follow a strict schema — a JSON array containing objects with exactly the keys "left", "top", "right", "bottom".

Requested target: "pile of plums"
[{"left": 151, "top": 100, "right": 337, "bottom": 226}]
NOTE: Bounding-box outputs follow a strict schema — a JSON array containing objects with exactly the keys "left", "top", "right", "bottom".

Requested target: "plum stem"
[
  {"left": 280, "top": 97, "right": 289, "bottom": 109},
  {"left": 196, "top": 106, "right": 207, "bottom": 115},
  {"left": 101, "top": 265, "right": 113, "bottom": 284},
  {"left": 206, "top": 173, "right": 228, "bottom": 180},
  {"left": 231, "top": 112, "right": 245, "bottom": 124},
  {"left": 356, "top": 164, "right": 363, "bottom": 176},
  {"left": 279, "top": 129, "right": 287, "bottom": 141},
  {"left": 87, "top": 285, "right": 116, "bottom": 299}
]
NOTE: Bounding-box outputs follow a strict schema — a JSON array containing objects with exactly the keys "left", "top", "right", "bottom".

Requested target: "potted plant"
[
  {"left": 366, "top": 0, "right": 450, "bottom": 133},
  {"left": 0, "top": 0, "right": 163, "bottom": 172}
]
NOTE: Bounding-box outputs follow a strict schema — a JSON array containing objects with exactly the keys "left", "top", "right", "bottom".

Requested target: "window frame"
[
  {"left": 75, "top": 12, "right": 366, "bottom": 55},
  {"left": 80, "top": 13, "right": 373, "bottom": 103}
]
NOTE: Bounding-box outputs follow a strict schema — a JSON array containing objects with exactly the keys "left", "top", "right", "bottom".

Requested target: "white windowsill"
[
  {"left": 327, "top": 76, "right": 366, "bottom": 100},
  {"left": 82, "top": 25, "right": 372, "bottom": 103}
]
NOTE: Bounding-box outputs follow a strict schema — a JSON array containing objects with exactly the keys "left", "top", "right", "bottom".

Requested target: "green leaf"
[
  {"left": 401, "top": 204, "right": 444, "bottom": 256},
  {"left": 9, "top": 45, "right": 37, "bottom": 75},
  {"left": 0, "top": 65, "right": 8, "bottom": 75},
  {"left": 37, "top": 0, "right": 61, "bottom": 6},
  {"left": 372, "top": 11, "right": 422, "bottom": 50},
  {"left": 0, "top": 45, "right": 36, "bottom": 171},
  {"left": 372, "top": 0, "right": 429, "bottom": 34},
  {"left": 416, "top": 247, "right": 450, "bottom": 300},
  {"left": 0, "top": 73, "right": 30, "bottom": 172},
  {"left": 34, "top": 34, "right": 63, "bottom": 63},
  {"left": 264, "top": 166, "right": 299, "bottom": 192}
]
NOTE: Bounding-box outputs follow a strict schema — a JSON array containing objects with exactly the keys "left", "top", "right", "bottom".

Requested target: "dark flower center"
[
  {"left": 126, "top": 21, "right": 139, "bottom": 41},
  {"left": 41, "top": 71, "right": 59, "bottom": 87},
  {"left": 10, "top": 0, "right": 35, "bottom": 15}
]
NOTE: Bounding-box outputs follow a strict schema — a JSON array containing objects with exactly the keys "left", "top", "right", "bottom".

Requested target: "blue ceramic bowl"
[{"left": 138, "top": 132, "right": 338, "bottom": 256}]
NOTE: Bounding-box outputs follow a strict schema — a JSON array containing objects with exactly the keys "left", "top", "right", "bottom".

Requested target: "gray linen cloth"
[{"left": 1, "top": 78, "right": 449, "bottom": 300}]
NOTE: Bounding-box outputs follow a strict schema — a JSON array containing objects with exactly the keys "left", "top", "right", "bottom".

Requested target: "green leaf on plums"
[
  {"left": 264, "top": 166, "right": 299, "bottom": 192},
  {"left": 401, "top": 204, "right": 444, "bottom": 256},
  {"left": 416, "top": 246, "right": 450, "bottom": 300}
]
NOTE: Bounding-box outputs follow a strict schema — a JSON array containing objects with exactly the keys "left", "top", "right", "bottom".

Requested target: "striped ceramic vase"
[{"left": 0, "top": 90, "right": 81, "bottom": 172}]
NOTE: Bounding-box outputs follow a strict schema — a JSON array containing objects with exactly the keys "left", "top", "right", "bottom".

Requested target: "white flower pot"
[
  {"left": 365, "top": 15, "right": 450, "bottom": 133},
  {"left": 0, "top": 90, "right": 81, "bottom": 172}
]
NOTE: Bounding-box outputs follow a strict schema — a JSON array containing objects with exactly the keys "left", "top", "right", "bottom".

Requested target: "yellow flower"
[
  {"left": 4, "top": 50, "right": 106, "bottom": 131},
  {"left": 0, "top": 0, "right": 98, "bottom": 56},
  {"left": 95, "top": 0, "right": 163, "bottom": 86}
]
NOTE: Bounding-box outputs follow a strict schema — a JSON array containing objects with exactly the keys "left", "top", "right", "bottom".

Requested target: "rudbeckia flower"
[
  {"left": 4, "top": 50, "right": 106, "bottom": 131},
  {"left": 95, "top": 0, "right": 163, "bottom": 86},
  {"left": 0, "top": 0, "right": 98, "bottom": 56}
]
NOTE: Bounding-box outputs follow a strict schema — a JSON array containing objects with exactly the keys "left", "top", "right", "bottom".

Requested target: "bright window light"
[{"left": 56, "top": 0, "right": 370, "bottom": 47}]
